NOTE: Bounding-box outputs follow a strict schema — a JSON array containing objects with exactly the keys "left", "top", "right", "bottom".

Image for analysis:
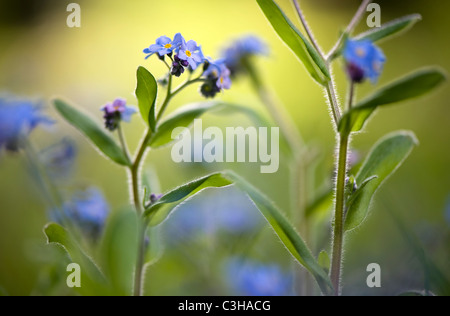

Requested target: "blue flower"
[
  {"left": 343, "top": 39, "right": 386, "bottom": 84},
  {"left": 65, "top": 187, "right": 110, "bottom": 239},
  {"left": 221, "top": 35, "right": 268, "bottom": 77},
  {"left": 178, "top": 39, "right": 204, "bottom": 70},
  {"left": 101, "top": 98, "right": 137, "bottom": 131},
  {"left": 163, "top": 188, "right": 263, "bottom": 244},
  {"left": 203, "top": 58, "right": 232, "bottom": 90},
  {"left": 224, "top": 257, "right": 293, "bottom": 296},
  {"left": 200, "top": 58, "right": 232, "bottom": 98},
  {"left": 41, "top": 138, "right": 77, "bottom": 179},
  {"left": 0, "top": 96, "right": 53, "bottom": 152},
  {"left": 143, "top": 33, "right": 184, "bottom": 59}
]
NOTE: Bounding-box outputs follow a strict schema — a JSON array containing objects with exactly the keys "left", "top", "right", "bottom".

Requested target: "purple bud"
[{"left": 346, "top": 62, "right": 365, "bottom": 83}]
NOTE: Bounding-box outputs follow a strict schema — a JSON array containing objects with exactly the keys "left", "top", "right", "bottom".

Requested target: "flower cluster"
[
  {"left": 0, "top": 96, "right": 53, "bottom": 152},
  {"left": 343, "top": 39, "right": 386, "bottom": 84},
  {"left": 101, "top": 98, "right": 136, "bottom": 131},
  {"left": 143, "top": 33, "right": 232, "bottom": 98},
  {"left": 221, "top": 35, "right": 268, "bottom": 78}
]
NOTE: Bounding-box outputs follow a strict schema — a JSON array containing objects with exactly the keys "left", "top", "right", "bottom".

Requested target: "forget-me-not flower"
[
  {"left": 178, "top": 39, "right": 204, "bottom": 70},
  {"left": 0, "top": 96, "right": 53, "bottom": 152},
  {"left": 221, "top": 35, "right": 268, "bottom": 77},
  {"left": 65, "top": 187, "right": 110, "bottom": 239},
  {"left": 224, "top": 257, "right": 293, "bottom": 296},
  {"left": 343, "top": 39, "right": 386, "bottom": 84},
  {"left": 143, "top": 33, "right": 184, "bottom": 59},
  {"left": 101, "top": 98, "right": 137, "bottom": 131}
]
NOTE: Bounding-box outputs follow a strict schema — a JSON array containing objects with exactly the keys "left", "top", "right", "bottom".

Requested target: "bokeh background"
[{"left": 0, "top": 0, "right": 449, "bottom": 296}]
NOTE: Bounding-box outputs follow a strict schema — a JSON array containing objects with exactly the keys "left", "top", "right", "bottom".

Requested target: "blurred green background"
[{"left": 0, "top": 0, "right": 449, "bottom": 296}]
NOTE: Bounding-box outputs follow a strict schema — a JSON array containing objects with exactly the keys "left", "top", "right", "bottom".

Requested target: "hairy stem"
[
  {"left": 330, "top": 133, "right": 349, "bottom": 296},
  {"left": 292, "top": 0, "right": 324, "bottom": 59},
  {"left": 131, "top": 73, "right": 203, "bottom": 296},
  {"left": 117, "top": 123, "right": 131, "bottom": 163}
]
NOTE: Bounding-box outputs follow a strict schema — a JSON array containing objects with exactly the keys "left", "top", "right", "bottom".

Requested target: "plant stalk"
[
  {"left": 130, "top": 73, "right": 202, "bottom": 296},
  {"left": 330, "top": 132, "right": 349, "bottom": 296}
]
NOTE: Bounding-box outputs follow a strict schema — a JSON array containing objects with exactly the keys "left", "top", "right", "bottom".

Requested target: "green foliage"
[
  {"left": 256, "top": 0, "right": 330, "bottom": 85},
  {"left": 344, "top": 131, "right": 418, "bottom": 231},
  {"left": 355, "top": 14, "right": 422, "bottom": 43},
  {"left": 224, "top": 171, "right": 333, "bottom": 295},
  {"left": 339, "top": 68, "right": 447, "bottom": 135},
  {"left": 318, "top": 250, "right": 331, "bottom": 275},
  {"left": 136, "top": 66, "right": 158, "bottom": 131},
  {"left": 43, "top": 223, "right": 110, "bottom": 295},
  {"left": 148, "top": 102, "right": 223, "bottom": 148},
  {"left": 148, "top": 102, "right": 271, "bottom": 148},
  {"left": 144, "top": 173, "right": 233, "bottom": 225},
  {"left": 53, "top": 99, "right": 131, "bottom": 166},
  {"left": 100, "top": 210, "right": 138, "bottom": 296}
]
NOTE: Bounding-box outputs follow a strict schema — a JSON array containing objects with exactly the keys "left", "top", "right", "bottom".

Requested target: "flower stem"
[
  {"left": 292, "top": 0, "right": 324, "bottom": 59},
  {"left": 130, "top": 130, "right": 152, "bottom": 297},
  {"left": 117, "top": 123, "right": 131, "bottom": 163},
  {"left": 130, "top": 72, "right": 204, "bottom": 296},
  {"left": 330, "top": 132, "right": 349, "bottom": 296}
]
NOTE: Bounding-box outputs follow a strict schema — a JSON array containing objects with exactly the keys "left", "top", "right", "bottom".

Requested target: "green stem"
[
  {"left": 131, "top": 73, "right": 203, "bottom": 296},
  {"left": 330, "top": 132, "right": 349, "bottom": 296},
  {"left": 156, "top": 74, "right": 173, "bottom": 122},
  {"left": 292, "top": 0, "right": 324, "bottom": 59},
  {"left": 117, "top": 123, "right": 131, "bottom": 163}
]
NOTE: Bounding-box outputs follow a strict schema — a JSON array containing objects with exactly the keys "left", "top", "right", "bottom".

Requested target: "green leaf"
[
  {"left": 339, "top": 68, "right": 447, "bottom": 135},
  {"left": 136, "top": 66, "right": 158, "bottom": 131},
  {"left": 148, "top": 102, "right": 270, "bottom": 149},
  {"left": 44, "top": 223, "right": 110, "bottom": 295},
  {"left": 53, "top": 99, "right": 131, "bottom": 166},
  {"left": 144, "top": 173, "right": 234, "bottom": 225},
  {"left": 145, "top": 226, "right": 164, "bottom": 266},
  {"left": 345, "top": 175, "right": 378, "bottom": 212},
  {"left": 344, "top": 131, "right": 418, "bottom": 231},
  {"left": 318, "top": 250, "right": 331, "bottom": 275},
  {"left": 355, "top": 14, "right": 422, "bottom": 43},
  {"left": 148, "top": 101, "right": 223, "bottom": 148},
  {"left": 144, "top": 170, "right": 332, "bottom": 294},
  {"left": 256, "top": 0, "right": 330, "bottom": 85},
  {"left": 225, "top": 171, "right": 332, "bottom": 295},
  {"left": 100, "top": 210, "right": 138, "bottom": 296}
]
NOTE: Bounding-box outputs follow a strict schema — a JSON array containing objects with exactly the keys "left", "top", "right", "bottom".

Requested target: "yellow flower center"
[
  {"left": 164, "top": 43, "right": 172, "bottom": 49},
  {"left": 356, "top": 47, "right": 366, "bottom": 58},
  {"left": 220, "top": 77, "right": 224, "bottom": 84},
  {"left": 186, "top": 50, "right": 192, "bottom": 57}
]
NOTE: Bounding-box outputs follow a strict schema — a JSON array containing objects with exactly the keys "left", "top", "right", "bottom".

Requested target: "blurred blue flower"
[
  {"left": 221, "top": 35, "right": 268, "bottom": 77},
  {"left": 203, "top": 58, "right": 232, "bottom": 90},
  {"left": 163, "top": 188, "right": 263, "bottom": 244},
  {"left": 101, "top": 98, "right": 137, "bottom": 131},
  {"left": 343, "top": 39, "right": 386, "bottom": 84},
  {"left": 50, "top": 187, "right": 110, "bottom": 239},
  {"left": 178, "top": 39, "right": 204, "bottom": 70},
  {"left": 143, "top": 33, "right": 184, "bottom": 59},
  {"left": 40, "top": 138, "right": 77, "bottom": 178},
  {"left": 224, "top": 257, "right": 293, "bottom": 296},
  {"left": 0, "top": 96, "right": 53, "bottom": 152}
]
